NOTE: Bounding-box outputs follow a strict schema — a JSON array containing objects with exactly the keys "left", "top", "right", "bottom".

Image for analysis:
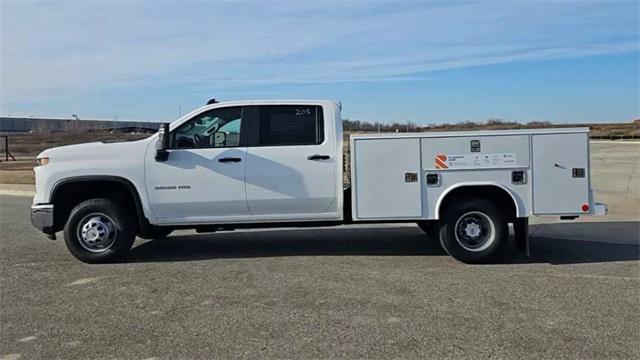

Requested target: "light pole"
[{"left": 71, "top": 114, "right": 79, "bottom": 133}]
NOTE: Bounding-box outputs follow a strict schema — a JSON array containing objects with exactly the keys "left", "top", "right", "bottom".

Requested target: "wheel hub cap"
[
  {"left": 464, "top": 223, "right": 481, "bottom": 238},
  {"left": 454, "top": 211, "right": 495, "bottom": 252},
  {"left": 77, "top": 214, "right": 117, "bottom": 252}
]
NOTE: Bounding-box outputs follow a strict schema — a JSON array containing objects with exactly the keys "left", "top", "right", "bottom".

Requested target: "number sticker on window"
[{"left": 295, "top": 108, "right": 312, "bottom": 116}]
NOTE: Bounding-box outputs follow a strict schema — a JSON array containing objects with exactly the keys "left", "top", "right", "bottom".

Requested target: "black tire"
[
  {"left": 137, "top": 227, "right": 173, "bottom": 240},
  {"left": 63, "top": 198, "right": 136, "bottom": 263},
  {"left": 439, "top": 198, "right": 507, "bottom": 263}
]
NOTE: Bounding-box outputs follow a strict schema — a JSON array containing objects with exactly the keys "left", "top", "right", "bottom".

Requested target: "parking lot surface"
[{"left": 1, "top": 142, "right": 639, "bottom": 359}]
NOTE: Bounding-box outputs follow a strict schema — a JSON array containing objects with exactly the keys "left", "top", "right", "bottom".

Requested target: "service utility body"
[{"left": 30, "top": 100, "right": 607, "bottom": 263}]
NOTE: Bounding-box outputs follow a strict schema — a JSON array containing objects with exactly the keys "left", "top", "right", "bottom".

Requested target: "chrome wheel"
[
  {"left": 454, "top": 211, "right": 495, "bottom": 252},
  {"left": 76, "top": 213, "right": 117, "bottom": 253}
]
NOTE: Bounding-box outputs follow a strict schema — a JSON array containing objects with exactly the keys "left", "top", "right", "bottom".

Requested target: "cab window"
[
  {"left": 172, "top": 107, "right": 242, "bottom": 148},
  {"left": 256, "top": 105, "right": 323, "bottom": 146}
]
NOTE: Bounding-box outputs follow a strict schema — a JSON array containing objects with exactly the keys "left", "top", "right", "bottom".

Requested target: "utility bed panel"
[
  {"left": 352, "top": 138, "right": 422, "bottom": 219},
  {"left": 350, "top": 127, "right": 592, "bottom": 221},
  {"left": 421, "top": 135, "right": 530, "bottom": 170},
  {"left": 532, "top": 133, "right": 590, "bottom": 214}
]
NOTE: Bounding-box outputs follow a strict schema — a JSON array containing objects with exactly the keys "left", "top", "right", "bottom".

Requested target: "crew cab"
[{"left": 31, "top": 100, "right": 606, "bottom": 263}]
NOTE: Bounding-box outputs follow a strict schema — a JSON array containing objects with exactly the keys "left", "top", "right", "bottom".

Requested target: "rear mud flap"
[{"left": 514, "top": 217, "right": 530, "bottom": 256}]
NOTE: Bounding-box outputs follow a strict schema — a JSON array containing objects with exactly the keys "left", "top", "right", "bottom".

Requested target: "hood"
[{"left": 37, "top": 137, "right": 153, "bottom": 161}]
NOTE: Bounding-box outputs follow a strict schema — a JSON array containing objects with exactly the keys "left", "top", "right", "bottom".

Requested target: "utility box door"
[
  {"left": 532, "top": 133, "right": 590, "bottom": 214},
  {"left": 353, "top": 138, "right": 422, "bottom": 219}
]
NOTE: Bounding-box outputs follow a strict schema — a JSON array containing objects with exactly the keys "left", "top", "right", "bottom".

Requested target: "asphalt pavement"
[
  {"left": 1, "top": 194, "right": 638, "bottom": 359},
  {"left": 1, "top": 141, "right": 639, "bottom": 359}
]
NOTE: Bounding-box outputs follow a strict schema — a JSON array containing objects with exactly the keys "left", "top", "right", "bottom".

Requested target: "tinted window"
[
  {"left": 172, "top": 107, "right": 242, "bottom": 148},
  {"left": 257, "top": 105, "right": 323, "bottom": 146}
]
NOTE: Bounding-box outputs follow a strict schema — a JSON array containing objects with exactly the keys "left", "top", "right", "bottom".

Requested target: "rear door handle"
[
  {"left": 218, "top": 157, "right": 242, "bottom": 163},
  {"left": 307, "top": 154, "right": 330, "bottom": 160}
]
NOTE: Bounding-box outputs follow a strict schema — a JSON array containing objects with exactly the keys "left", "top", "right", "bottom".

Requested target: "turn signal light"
[{"left": 36, "top": 157, "right": 50, "bottom": 166}]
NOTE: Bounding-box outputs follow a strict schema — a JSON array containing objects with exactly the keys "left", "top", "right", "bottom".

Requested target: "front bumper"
[{"left": 31, "top": 204, "right": 55, "bottom": 236}]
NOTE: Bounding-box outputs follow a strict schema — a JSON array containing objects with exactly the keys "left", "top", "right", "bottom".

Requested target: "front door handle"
[
  {"left": 218, "top": 157, "right": 242, "bottom": 163},
  {"left": 307, "top": 154, "right": 330, "bottom": 160}
]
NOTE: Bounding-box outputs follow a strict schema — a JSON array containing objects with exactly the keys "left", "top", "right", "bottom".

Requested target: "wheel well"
[
  {"left": 438, "top": 185, "right": 517, "bottom": 221},
  {"left": 51, "top": 178, "right": 146, "bottom": 233}
]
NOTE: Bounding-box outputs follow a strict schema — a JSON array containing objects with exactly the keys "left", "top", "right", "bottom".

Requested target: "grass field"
[{"left": 0, "top": 121, "right": 637, "bottom": 185}]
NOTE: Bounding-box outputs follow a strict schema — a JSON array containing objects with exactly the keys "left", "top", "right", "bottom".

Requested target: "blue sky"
[{"left": 1, "top": 0, "right": 638, "bottom": 124}]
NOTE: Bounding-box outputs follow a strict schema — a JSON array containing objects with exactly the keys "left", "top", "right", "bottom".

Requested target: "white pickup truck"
[{"left": 31, "top": 100, "right": 606, "bottom": 263}]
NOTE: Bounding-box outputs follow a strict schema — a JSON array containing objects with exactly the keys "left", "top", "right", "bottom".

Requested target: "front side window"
[
  {"left": 172, "top": 107, "right": 242, "bottom": 148},
  {"left": 257, "top": 105, "right": 324, "bottom": 146}
]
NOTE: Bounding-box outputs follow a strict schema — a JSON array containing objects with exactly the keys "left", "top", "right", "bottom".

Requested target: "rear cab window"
[{"left": 254, "top": 105, "right": 324, "bottom": 146}]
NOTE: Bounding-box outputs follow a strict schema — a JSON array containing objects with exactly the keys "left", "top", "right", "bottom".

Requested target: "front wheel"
[
  {"left": 63, "top": 198, "right": 136, "bottom": 263},
  {"left": 439, "top": 198, "right": 507, "bottom": 263}
]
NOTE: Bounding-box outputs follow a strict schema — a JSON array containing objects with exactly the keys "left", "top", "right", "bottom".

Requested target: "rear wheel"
[
  {"left": 63, "top": 198, "right": 136, "bottom": 263},
  {"left": 439, "top": 198, "right": 507, "bottom": 263}
]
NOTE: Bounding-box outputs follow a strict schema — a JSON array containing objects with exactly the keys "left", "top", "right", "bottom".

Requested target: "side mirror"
[{"left": 155, "top": 123, "right": 170, "bottom": 162}]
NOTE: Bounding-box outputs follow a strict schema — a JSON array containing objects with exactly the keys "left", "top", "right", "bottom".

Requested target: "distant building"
[{"left": 0, "top": 116, "right": 162, "bottom": 134}]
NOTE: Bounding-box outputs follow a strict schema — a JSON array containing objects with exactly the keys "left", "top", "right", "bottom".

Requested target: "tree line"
[{"left": 342, "top": 118, "right": 553, "bottom": 132}]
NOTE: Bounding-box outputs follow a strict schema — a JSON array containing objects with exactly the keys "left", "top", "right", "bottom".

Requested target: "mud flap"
[{"left": 514, "top": 217, "right": 530, "bottom": 256}]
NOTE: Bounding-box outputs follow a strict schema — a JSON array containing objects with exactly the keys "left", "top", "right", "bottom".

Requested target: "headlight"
[{"left": 36, "top": 157, "right": 50, "bottom": 166}]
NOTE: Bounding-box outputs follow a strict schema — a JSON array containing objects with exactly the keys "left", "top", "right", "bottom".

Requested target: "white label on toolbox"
[{"left": 434, "top": 153, "right": 516, "bottom": 169}]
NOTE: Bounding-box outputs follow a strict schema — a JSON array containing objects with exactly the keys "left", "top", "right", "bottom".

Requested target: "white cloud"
[{"left": 1, "top": 0, "right": 638, "bottom": 111}]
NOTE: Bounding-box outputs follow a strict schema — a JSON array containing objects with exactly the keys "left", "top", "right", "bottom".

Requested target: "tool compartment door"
[
  {"left": 352, "top": 138, "right": 422, "bottom": 219},
  {"left": 532, "top": 133, "right": 590, "bottom": 214}
]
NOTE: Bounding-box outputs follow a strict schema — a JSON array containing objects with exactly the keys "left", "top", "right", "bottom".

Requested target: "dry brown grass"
[
  {"left": 0, "top": 159, "right": 36, "bottom": 170},
  {"left": 410, "top": 122, "right": 638, "bottom": 137},
  {"left": 0, "top": 170, "right": 34, "bottom": 184},
  {"left": 0, "top": 160, "right": 36, "bottom": 184},
  {"left": 0, "top": 122, "right": 637, "bottom": 185},
  {"left": 4, "top": 121, "right": 638, "bottom": 158}
]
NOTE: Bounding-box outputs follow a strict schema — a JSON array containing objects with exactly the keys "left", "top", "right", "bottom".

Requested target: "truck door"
[
  {"left": 244, "top": 105, "right": 337, "bottom": 217},
  {"left": 532, "top": 132, "right": 590, "bottom": 214},
  {"left": 144, "top": 106, "right": 249, "bottom": 222}
]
